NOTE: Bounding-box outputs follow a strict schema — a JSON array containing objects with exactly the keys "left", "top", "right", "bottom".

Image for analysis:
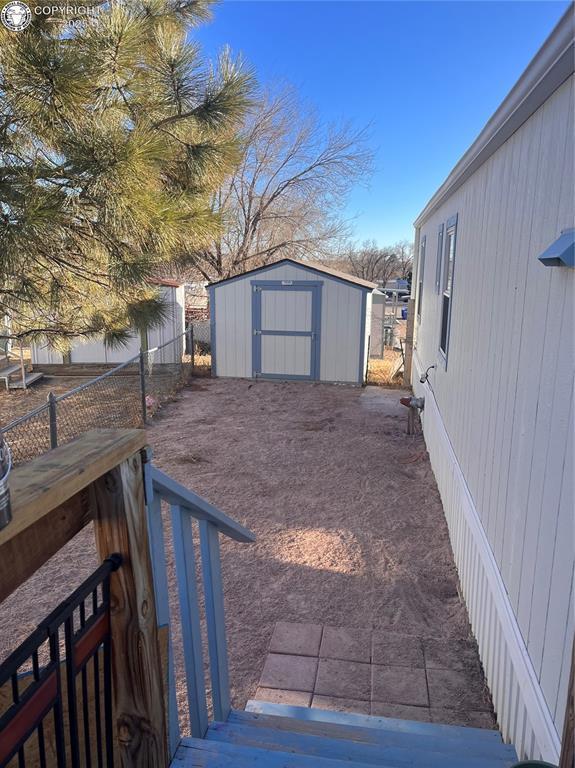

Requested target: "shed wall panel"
[{"left": 413, "top": 74, "right": 574, "bottom": 757}]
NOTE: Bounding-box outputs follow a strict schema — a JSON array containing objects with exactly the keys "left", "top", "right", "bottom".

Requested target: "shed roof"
[{"left": 208, "top": 258, "right": 377, "bottom": 290}]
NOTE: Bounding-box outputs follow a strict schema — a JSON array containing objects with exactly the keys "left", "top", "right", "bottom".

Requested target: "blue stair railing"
[{"left": 142, "top": 452, "right": 255, "bottom": 757}]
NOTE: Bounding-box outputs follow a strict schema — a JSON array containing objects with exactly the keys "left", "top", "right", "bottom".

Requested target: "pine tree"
[{"left": 0, "top": 0, "right": 253, "bottom": 347}]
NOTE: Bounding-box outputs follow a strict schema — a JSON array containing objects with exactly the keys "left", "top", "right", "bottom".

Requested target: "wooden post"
[
  {"left": 47, "top": 391, "right": 58, "bottom": 449},
  {"left": 403, "top": 298, "right": 416, "bottom": 387},
  {"left": 18, "top": 341, "right": 26, "bottom": 390},
  {"left": 91, "top": 449, "right": 168, "bottom": 768},
  {"left": 559, "top": 635, "right": 574, "bottom": 768}
]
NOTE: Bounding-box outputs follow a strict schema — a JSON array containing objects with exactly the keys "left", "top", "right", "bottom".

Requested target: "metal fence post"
[
  {"left": 47, "top": 392, "right": 58, "bottom": 449},
  {"left": 139, "top": 351, "right": 148, "bottom": 426}
]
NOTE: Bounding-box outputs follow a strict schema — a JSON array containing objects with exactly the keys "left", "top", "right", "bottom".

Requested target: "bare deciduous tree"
[
  {"left": 324, "top": 238, "right": 413, "bottom": 287},
  {"left": 393, "top": 240, "right": 414, "bottom": 280},
  {"left": 185, "top": 88, "right": 373, "bottom": 280},
  {"left": 339, "top": 240, "right": 399, "bottom": 285}
]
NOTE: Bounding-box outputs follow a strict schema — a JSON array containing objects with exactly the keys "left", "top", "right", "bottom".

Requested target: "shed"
[
  {"left": 370, "top": 290, "right": 386, "bottom": 358},
  {"left": 31, "top": 280, "right": 186, "bottom": 366},
  {"left": 208, "top": 259, "right": 376, "bottom": 384}
]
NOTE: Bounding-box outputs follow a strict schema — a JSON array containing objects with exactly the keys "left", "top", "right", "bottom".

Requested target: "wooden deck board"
[
  {"left": 206, "top": 722, "right": 515, "bottom": 765},
  {"left": 240, "top": 704, "right": 504, "bottom": 743},
  {"left": 173, "top": 738, "right": 385, "bottom": 767},
  {"left": 0, "top": 429, "right": 146, "bottom": 601},
  {"left": 223, "top": 714, "right": 516, "bottom": 758}
]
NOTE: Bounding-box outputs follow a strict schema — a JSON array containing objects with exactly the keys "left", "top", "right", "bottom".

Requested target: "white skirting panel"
[{"left": 413, "top": 355, "right": 561, "bottom": 763}]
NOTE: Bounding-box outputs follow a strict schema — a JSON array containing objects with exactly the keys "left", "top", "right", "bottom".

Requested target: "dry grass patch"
[
  {"left": 368, "top": 350, "right": 404, "bottom": 387},
  {"left": 192, "top": 353, "right": 212, "bottom": 377}
]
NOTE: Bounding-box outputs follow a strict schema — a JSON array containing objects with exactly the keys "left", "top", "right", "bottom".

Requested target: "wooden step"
[
  {"left": 8, "top": 372, "right": 44, "bottom": 389},
  {"left": 241, "top": 703, "right": 507, "bottom": 746},
  {"left": 208, "top": 721, "right": 516, "bottom": 767},
  {"left": 0, "top": 363, "right": 21, "bottom": 378},
  {"left": 174, "top": 736, "right": 390, "bottom": 767}
]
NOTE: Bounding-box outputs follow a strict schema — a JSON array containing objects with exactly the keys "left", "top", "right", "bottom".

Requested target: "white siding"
[
  {"left": 363, "top": 291, "right": 372, "bottom": 379},
  {"left": 413, "top": 75, "right": 574, "bottom": 760},
  {"left": 370, "top": 294, "right": 386, "bottom": 358},
  {"left": 147, "top": 285, "right": 186, "bottom": 355},
  {"left": 213, "top": 262, "right": 368, "bottom": 384},
  {"left": 30, "top": 344, "right": 64, "bottom": 365},
  {"left": 69, "top": 334, "right": 140, "bottom": 364},
  {"left": 31, "top": 285, "right": 186, "bottom": 366}
]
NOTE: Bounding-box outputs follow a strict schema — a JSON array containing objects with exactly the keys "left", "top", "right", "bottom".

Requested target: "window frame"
[
  {"left": 435, "top": 223, "right": 444, "bottom": 293},
  {"left": 439, "top": 214, "right": 458, "bottom": 365},
  {"left": 416, "top": 234, "right": 426, "bottom": 323}
]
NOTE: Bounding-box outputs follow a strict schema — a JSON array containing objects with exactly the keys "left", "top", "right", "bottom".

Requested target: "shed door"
[{"left": 252, "top": 282, "right": 321, "bottom": 380}]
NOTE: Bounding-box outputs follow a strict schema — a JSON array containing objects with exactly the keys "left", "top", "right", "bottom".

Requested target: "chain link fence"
[
  {"left": 3, "top": 329, "right": 196, "bottom": 466},
  {"left": 187, "top": 319, "right": 211, "bottom": 376}
]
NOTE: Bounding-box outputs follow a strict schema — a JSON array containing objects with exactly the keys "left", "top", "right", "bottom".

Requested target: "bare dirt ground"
[
  {"left": 0, "top": 375, "right": 93, "bottom": 425},
  {"left": 148, "top": 379, "right": 488, "bottom": 719},
  {"left": 0, "top": 377, "right": 492, "bottom": 730}
]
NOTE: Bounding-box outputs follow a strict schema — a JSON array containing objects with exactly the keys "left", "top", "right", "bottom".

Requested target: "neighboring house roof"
[
  {"left": 207, "top": 258, "right": 378, "bottom": 290},
  {"left": 415, "top": 6, "right": 574, "bottom": 227},
  {"left": 150, "top": 278, "right": 183, "bottom": 287}
]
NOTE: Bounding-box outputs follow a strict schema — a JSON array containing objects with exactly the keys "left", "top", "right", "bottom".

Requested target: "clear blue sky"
[{"left": 195, "top": 1, "right": 570, "bottom": 245}]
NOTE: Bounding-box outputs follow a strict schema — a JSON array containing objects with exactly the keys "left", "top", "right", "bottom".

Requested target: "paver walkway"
[{"left": 254, "top": 621, "right": 496, "bottom": 729}]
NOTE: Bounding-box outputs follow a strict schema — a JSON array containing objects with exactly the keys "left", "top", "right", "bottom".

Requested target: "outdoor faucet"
[{"left": 419, "top": 365, "right": 436, "bottom": 384}]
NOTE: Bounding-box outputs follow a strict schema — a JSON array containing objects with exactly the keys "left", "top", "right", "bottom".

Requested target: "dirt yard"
[
  {"left": 0, "top": 375, "right": 92, "bottom": 425},
  {"left": 148, "top": 379, "right": 487, "bottom": 718},
  {"left": 0, "top": 377, "right": 491, "bottom": 730}
]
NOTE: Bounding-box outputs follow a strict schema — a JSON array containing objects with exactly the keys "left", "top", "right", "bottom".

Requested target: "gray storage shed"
[{"left": 208, "top": 259, "right": 376, "bottom": 384}]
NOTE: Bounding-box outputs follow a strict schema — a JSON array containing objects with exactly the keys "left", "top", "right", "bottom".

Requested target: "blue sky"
[{"left": 195, "top": 1, "right": 570, "bottom": 245}]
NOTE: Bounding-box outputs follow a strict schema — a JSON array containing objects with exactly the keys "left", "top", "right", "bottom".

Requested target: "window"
[
  {"left": 417, "top": 235, "right": 426, "bottom": 321},
  {"left": 435, "top": 223, "right": 444, "bottom": 293},
  {"left": 439, "top": 215, "right": 457, "bottom": 359}
]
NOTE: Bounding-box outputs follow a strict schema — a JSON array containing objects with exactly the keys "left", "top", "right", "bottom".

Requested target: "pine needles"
[{"left": 0, "top": 0, "right": 255, "bottom": 346}]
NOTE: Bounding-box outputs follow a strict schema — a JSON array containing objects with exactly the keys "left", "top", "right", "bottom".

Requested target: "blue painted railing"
[{"left": 142, "top": 455, "right": 255, "bottom": 757}]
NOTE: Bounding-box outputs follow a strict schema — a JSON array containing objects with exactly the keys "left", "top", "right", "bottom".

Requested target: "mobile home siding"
[
  {"left": 212, "top": 261, "right": 369, "bottom": 384},
  {"left": 412, "top": 70, "right": 574, "bottom": 762}
]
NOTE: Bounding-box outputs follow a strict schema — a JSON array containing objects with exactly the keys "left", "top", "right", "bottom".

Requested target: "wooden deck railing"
[
  {"left": 143, "top": 460, "right": 255, "bottom": 755},
  {"left": 0, "top": 429, "right": 255, "bottom": 767}
]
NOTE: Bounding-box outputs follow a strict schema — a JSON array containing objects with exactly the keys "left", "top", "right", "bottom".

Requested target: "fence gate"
[{"left": 0, "top": 555, "right": 121, "bottom": 768}]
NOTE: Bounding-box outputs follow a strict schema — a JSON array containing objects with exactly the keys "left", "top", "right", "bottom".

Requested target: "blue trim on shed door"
[
  {"left": 251, "top": 285, "right": 261, "bottom": 377},
  {"left": 312, "top": 285, "right": 322, "bottom": 381},
  {"left": 208, "top": 285, "right": 216, "bottom": 377},
  {"left": 251, "top": 281, "right": 321, "bottom": 381}
]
